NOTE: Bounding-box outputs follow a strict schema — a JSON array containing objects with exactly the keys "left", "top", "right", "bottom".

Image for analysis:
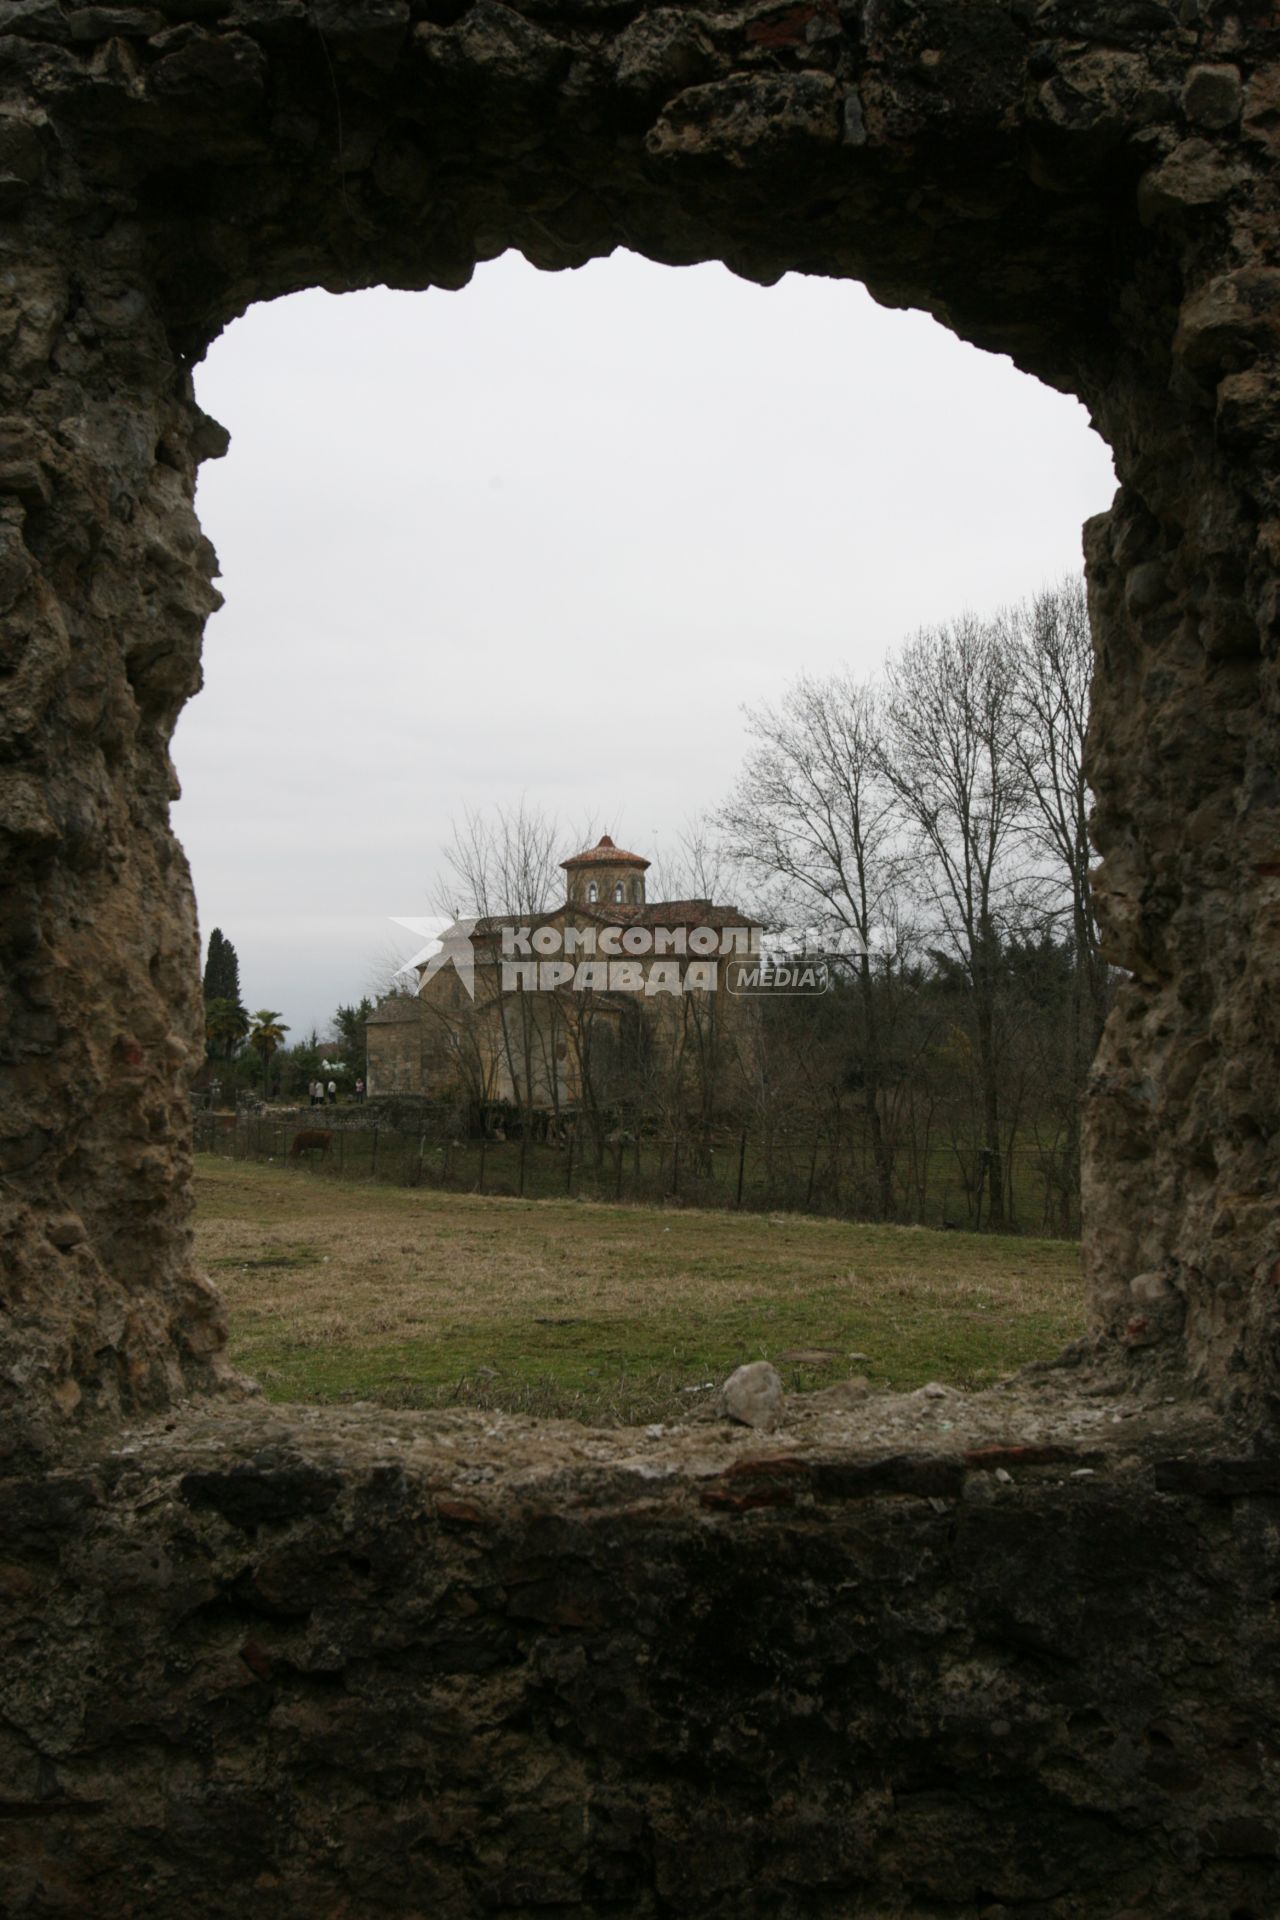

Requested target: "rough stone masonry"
[{"left": 0, "top": 1, "right": 1278, "bottom": 1913}]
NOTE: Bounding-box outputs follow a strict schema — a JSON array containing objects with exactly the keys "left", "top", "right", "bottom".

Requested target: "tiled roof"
[
  {"left": 472, "top": 912, "right": 548, "bottom": 935},
  {"left": 560, "top": 833, "right": 650, "bottom": 871},
  {"left": 641, "top": 899, "right": 760, "bottom": 928},
  {"left": 575, "top": 899, "right": 763, "bottom": 929},
  {"left": 467, "top": 899, "right": 761, "bottom": 938}
]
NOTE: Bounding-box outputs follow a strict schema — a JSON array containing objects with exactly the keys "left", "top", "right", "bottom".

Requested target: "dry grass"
[{"left": 195, "top": 1154, "right": 1086, "bottom": 1424}]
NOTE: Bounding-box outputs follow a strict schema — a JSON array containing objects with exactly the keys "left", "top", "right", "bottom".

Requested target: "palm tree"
[
  {"left": 205, "top": 997, "right": 250, "bottom": 1062},
  {"left": 248, "top": 1010, "right": 290, "bottom": 1098}
]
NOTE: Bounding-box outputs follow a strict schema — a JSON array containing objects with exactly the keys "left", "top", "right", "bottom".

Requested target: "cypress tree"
[
  {"left": 202, "top": 929, "right": 241, "bottom": 1007},
  {"left": 202, "top": 930, "right": 224, "bottom": 1003}
]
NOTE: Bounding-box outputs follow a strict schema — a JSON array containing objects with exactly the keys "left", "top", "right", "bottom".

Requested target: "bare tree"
[
  {"left": 431, "top": 800, "right": 562, "bottom": 924},
  {"left": 427, "top": 802, "right": 566, "bottom": 1165},
  {"left": 1005, "top": 575, "right": 1106, "bottom": 1031},
  {"left": 646, "top": 818, "right": 742, "bottom": 907},
  {"left": 881, "top": 617, "right": 1035, "bottom": 1229},
  {"left": 719, "top": 672, "right": 903, "bottom": 1216},
  {"left": 364, "top": 942, "right": 421, "bottom": 1004},
  {"left": 1004, "top": 573, "right": 1108, "bottom": 1209}
]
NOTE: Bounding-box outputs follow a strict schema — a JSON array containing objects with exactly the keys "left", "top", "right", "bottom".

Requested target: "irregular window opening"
[{"left": 177, "top": 252, "right": 1116, "bottom": 1427}]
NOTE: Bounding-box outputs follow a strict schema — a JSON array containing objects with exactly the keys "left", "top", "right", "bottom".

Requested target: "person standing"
[
  {"left": 355, "top": 1078, "right": 365, "bottom": 1103},
  {"left": 327, "top": 1079, "right": 337, "bottom": 1105}
]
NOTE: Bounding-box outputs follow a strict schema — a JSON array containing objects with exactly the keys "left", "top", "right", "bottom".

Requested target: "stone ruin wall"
[
  {"left": 0, "top": 1393, "right": 1278, "bottom": 1920},
  {"left": 0, "top": 0, "right": 1279, "bottom": 1912}
]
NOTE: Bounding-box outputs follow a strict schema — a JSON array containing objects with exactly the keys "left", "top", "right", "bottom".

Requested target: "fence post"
[
  {"left": 477, "top": 1134, "right": 487, "bottom": 1194},
  {"left": 565, "top": 1129, "right": 574, "bottom": 1195},
  {"left": 371, "top": 1128, "right": 379, "bottom": 1177},
  {"left": 518, "top": 1126, "right": 527, "bottom": 1199},
  {"left": 737, "top": 1129, "right": 747, "bottom": 1209},
  {"left": 672, "top": 1138, "right": 680, "bottom": 1198}
]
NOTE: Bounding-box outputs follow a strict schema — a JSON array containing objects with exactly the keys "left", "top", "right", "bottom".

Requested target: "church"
[{"left": 366, "top": 835, "right": 762, "bottom": 1116}]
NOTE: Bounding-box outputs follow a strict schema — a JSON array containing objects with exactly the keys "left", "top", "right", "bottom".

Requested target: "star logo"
[{"left": 389, "top": 915, "right": 478, "bottom": 999}]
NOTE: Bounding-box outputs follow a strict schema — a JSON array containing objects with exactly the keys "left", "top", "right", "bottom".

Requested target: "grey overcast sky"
[{"left": 170, "top": 247, "right": 1117, "bottom": 1037}]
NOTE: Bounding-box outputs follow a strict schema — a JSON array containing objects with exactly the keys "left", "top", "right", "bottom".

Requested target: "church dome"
[
  {"left": 561, "top": 835, "right": 649, "bottom": 908},
  {"left": 560, "top": 834, "right": 650, "bottom": 871}
]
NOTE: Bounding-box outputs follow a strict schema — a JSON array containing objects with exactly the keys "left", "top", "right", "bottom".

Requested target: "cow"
[{"left": 290, "top": 1129, "right": 332, "bottom": 1159}]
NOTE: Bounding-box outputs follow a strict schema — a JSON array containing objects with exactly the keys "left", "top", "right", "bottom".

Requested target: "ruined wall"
[{"left": 1, "top": 1392, "right": 1278, "bottom": 1920}]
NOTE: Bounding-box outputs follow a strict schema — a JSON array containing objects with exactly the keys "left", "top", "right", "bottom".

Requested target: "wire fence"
[{"left": 194, "top": 1109, "right": 1080, "bottom": 1239}]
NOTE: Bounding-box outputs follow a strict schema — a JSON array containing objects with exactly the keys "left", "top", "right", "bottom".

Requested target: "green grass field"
[{"left": 196, "top": 1154, "right": 1086, "bottom": 1425}]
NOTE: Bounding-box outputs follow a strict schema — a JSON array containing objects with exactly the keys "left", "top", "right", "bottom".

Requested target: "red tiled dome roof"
[{"left": 560, "top": 834, "right": 650, "bottom": 871}]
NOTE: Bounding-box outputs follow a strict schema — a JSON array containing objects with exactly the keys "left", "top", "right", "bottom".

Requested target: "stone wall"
[
  {"left": 1, "top": 2, "right": 1279, "bottom": 1909},
  {"left": 1, "top": 1387, "right": 1277, "bottom": 1920},
  {"left": 367, "top": 1002, "right": 427, "bottom": 1097},
  {"left": 214, "top": 1095, "right": 454, "bottom": 1131}
]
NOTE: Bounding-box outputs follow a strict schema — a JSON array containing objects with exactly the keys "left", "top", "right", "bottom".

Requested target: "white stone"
[{"left": 720, "top": 1361, "right": 785, "bottom": 1431}]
